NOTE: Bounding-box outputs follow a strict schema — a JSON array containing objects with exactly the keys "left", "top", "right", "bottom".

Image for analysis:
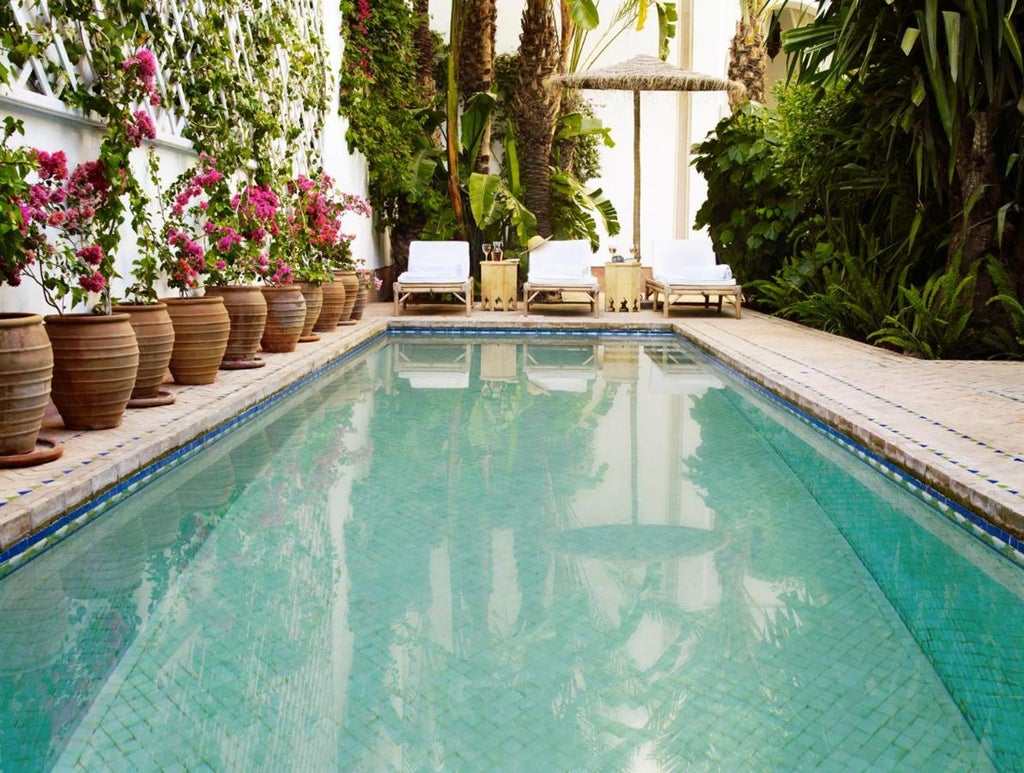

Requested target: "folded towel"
[
  {"left": 656, "top": 264, "right": 734, "bottom": 283},
  {"left": 398, "top": 266, "right": 466, "bottom": 283}
]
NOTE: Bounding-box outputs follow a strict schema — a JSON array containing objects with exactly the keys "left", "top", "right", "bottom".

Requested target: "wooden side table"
[
  {"left": 480, "top": 259, "right": 519, "bottom": 311},
  {"left": 604, "top": 261, "right": 642, "bottom": 312}
]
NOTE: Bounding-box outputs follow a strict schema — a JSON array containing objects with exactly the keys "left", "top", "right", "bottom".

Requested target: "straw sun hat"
[{"left": 527, "top": 234, "right": 552, "bottom": 251}]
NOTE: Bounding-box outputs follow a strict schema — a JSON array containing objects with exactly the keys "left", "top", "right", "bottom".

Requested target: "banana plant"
[{"left": 564, "top": 0, "right": 678, "bottom": 72}]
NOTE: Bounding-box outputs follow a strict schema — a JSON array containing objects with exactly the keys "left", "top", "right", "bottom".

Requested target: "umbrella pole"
[{"left": 633, "top": 90, "right": 641, "bottom": 256}]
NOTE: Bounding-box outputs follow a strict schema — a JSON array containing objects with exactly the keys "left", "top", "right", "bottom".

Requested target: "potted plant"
[
  {"left": 16, "top": 143, "right": 141, "bottom": 431},
  {"left": 0, "top": 117, "right": 59, "bottom": 463},
  {"left": 279, "top": 173, "right": 340, "bottom": 338},
  {"left": 164, "top": 155, "right": 283, "bottom": 369},
  {"left": 113, "top": 147, "right": 178, "bottom": 407},
  {"left": 310, "top": 178, "right": 371, "bottom": 328},
  {"left": 353, "top": 258, "right": 383, "bottom": 321}
]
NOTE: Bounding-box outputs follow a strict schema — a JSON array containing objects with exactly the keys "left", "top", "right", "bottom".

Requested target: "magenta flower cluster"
[
  {"left": 162, "top": 155, "right": 290, "bottom": 290},
  {"left": 15, "top": 150, "right": 113, "bottom": 299},
  {"left": 119, "top": 49, "right": 159, "bottom": 147},
  {"left": 279, "top": 172, "right": 371, "bottom": 281}
]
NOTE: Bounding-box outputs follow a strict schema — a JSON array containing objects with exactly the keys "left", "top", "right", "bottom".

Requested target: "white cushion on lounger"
[
  {"left": 397, "top": 263, "right": 465, "bottom": 283},
  {"left": 654, "top": 264, "right": 734, "bottom": 285},
  {"left": 651, "top": 239, "right": 734, "bottom": 285}
]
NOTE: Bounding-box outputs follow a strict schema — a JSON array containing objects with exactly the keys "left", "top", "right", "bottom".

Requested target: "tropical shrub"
[{"left": 692, "top": 103, "right": 804, "bottom": 285}]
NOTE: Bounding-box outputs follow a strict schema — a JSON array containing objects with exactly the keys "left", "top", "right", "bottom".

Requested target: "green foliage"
[
  {"left": 869, "top": 253, "right": 984, "bottom": 359},
  {"left": 0, "top": 118, "right": 35, "bottom": 287},
  {"left": 567, "top": 0, "right": 678, "bottom": 71},
  {"left": 692, "top": 104, "right": 803, "bottom": 284},
  {"left": 553, "top": 106, "right": 612, "bottom": 185},
  {"left": 339, "top": 0, "right": 425, "bottom": 230},
  {"left": 144, "top": 0, "right": 329, "bottom": 178},
  {"left": 785, "top": 0, "right": 1024, "bottom": 356},
  {"left": 751, "top": 242, "right": 909, "bottom": 341}
]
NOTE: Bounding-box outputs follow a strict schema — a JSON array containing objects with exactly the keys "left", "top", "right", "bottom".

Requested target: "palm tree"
[
  {"left": 459, "top": 0, "right": 498, "bottom": 174},
  {"left": 511, "top": 0, "right": 563, "bottom": 237},
  {"left": 728, "top": 0, "right": 768, "bottom": 108},
  {"left": 413, "top": 0, "right": 436, "bottom": 101}
]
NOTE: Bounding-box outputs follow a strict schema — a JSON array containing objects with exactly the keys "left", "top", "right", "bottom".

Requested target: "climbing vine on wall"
[
  {"left": 3, "top": 0, "right": 331, "bottom": 178},
  {"left": 339, "top": 0, "right": 429, "bottom": 228}
]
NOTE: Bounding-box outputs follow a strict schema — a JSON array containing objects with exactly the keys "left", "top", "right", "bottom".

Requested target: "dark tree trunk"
[
  {"left": 413, "top": 0, "right": 436, "bottom": 102},
  {"left": 459, "top": 0, "right": 497, "bottom": 173},
  {"left": 949, "top": 103, "right": 1003, "bottom": 311},
  {"left": 511, "top": 0, "right": 561, "bottom": 237}
]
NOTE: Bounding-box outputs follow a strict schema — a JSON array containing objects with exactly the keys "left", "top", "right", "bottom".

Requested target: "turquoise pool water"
[{"left": 1, "top": 333, "right": 1022, "bottom": 771}]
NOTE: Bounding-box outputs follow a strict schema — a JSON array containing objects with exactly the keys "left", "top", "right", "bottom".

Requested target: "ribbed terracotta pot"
[
  {"left": 260, "top": 285, "right": 306, "bottom": 353},
  {"left": 112, "top": 303, "right": 175, "bottom": 407},
  {"left": 335, "top": 270, "right": 358, "bottom": 325},
  {"left": 203, "top": 285, "right": 268, "bottom": 369},
  {"left": 162, "top": 296, "right": 231, "bottom": 385},
  {"left": 314, "top": 277, "right": 347, "bottom": 331},
  {"left": 297, "top": 281, "right": 324, "bottom": 342},
  {"left": 351, "top": 284, "right": 369, "bottom": 320},
  {"left": 0, "top": 313, "right": 54, "bottom": 456},
  {"left": 44, "top": 313, "right": 139, "bottom": 431}
]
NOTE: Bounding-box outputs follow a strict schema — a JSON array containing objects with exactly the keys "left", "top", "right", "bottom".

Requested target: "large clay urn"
[
  {"left": 44, "top": 313, "right": 140, "bottom": 430},
  {"left": 335, "top": 270, "right": 358, "bottom": 325},
  {"left": 112, "top": 303, "right": 176, "bottom": 407},
  {"left": 260, "top": 284, "right": 306, "bottom": 353},
  {"left": 351, "top": 283, "right": 369, "bottom": 320},
  {"left": 0, "top": 313, "right": 54, "bottom": 455},
  {"left": 297, "top": 281, "right": 324, "bottom": 342},
  {"left": 162, "top": 296, "right": 231, "bottom": 385},
  {"left": 314, "top": 276, "right": 347, "bottom": 331},
  {"left": 203, "top": 285, "right": 268, "bottom": 369}
]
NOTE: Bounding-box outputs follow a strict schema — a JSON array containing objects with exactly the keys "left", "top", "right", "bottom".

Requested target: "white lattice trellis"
[{"left": 2, "top": 0, "right": 330, "bottom": 169}]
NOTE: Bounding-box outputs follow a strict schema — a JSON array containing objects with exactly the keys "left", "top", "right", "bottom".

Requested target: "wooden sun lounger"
[
  {"left": 645, "top": 239, "right": 742, "bottom": 319},
  {"left": 394, "top": 240, "right": 473, "bottom": 316}
]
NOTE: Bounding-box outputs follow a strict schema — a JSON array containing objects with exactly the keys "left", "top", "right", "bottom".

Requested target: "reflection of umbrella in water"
[{"left": 552, "top": 55, "right": 743, "bottom": 252}]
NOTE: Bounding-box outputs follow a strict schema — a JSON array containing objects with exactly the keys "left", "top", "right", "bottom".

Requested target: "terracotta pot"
[
  {"left": 335, "top": 270, "right": 358, "bottom": 324},
  {"left": 0, "top": 313, "right": 53, "bottom": 456},
  {"left": 44, "top": 313, "right": 139, "bottom": 430},
  {"left": 297, "top": 281, "right": 324, "bottom": 341},
  {"left": 351, "top": 284, "right": 369, "bottom": 320},
  {"left": 112, "top": 303, "right": 175, "bottom": 407},
  {"left": 314, "top": 277, "right": 347, "bottom": 331},
  {"left": 203, "top": 285, "right": 268, "bottom": 369},
  {"left": 162, "top": 296, "right": 231, "bottom": 385},
  {"left": 260, "top": 285, "right": 306, "bottom": 353}
]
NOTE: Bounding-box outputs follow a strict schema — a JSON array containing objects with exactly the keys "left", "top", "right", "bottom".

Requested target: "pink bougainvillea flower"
[
  {"left": 76, "top": 245, "right": 105, "bottom": 265},
  {"left": 78, "top": 271, "right": 106, "bottom": 293}
]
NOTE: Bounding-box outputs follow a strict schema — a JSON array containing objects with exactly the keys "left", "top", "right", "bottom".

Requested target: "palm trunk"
[
  {"left": 459, "top": 0, "right": 497, "bottom": 173},
  {"left": 512, "top": 0, "right": 561, "bottom": 236}
]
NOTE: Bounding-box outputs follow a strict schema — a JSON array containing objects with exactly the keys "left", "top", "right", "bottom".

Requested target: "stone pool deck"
[{"left": 2, "top": 301, "right": 1023, "bottom": 561}]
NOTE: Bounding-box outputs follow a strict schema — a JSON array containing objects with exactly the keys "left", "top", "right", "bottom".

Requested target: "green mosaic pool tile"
[{"left": 4, "top": 340, "right": 1023, "bottom": 769}]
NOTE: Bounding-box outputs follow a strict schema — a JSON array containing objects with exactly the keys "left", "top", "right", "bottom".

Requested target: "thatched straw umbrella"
[{"left": 552, "top": 55, "right": 743, "bottom": 254}]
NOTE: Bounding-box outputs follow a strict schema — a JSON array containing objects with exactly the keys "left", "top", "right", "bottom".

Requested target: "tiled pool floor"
[{"left": 2, "top": 302, "right": 1023, "bottom": 560}]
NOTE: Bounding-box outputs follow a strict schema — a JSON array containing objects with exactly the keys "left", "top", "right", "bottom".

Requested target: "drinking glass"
[{"left": 482, "top": 242, "right": 493, "bottom": 261}]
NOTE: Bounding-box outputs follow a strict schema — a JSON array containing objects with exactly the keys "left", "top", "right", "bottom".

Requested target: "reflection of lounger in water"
[
  {"left": 394, "top": 342, "right": 472, "bottom": 389},
  {"left": 524, "top": 344, "right": 598, "bottom": 393},
  {"left": 645, "top": 346, "right": 724, "bottom": 394}
]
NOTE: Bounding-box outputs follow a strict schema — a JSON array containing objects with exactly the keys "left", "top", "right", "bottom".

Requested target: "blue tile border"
[{"left": 679, "top": 339, "right": 1024, "bottom": 568}]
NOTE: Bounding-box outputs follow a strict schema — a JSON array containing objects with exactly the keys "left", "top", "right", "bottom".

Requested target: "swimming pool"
[{"left": 1, "top": 332, "right": 1022, "bottom": 770}]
